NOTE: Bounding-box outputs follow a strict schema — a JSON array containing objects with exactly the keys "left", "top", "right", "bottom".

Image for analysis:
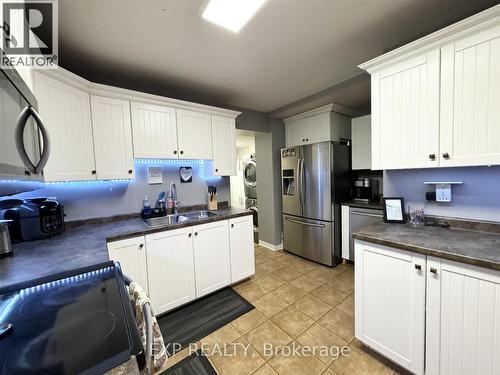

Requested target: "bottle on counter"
[{"left": 142, "top": 195, "right": 152, "bottom": 218}]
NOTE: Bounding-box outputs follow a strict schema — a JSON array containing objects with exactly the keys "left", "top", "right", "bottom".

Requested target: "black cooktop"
[{"left": 0, "top": 262, "right": 144, "bottom": 375}]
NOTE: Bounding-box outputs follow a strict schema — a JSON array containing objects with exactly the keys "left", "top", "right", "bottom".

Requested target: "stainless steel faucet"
[{"left": 169, "top": 182, "right": 179, "bottom": 214}]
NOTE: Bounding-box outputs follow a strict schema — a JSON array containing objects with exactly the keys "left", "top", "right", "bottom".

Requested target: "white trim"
[
  {"left": 283, "top": 103, "right": 354, "bottom": 123},
  {"left": 258, "top": 240, "right": 283, "bottom": 251},
  {"left": 36, "top": 67, "right": 241, "bottom": 119},
  {"left": 359, "top": 4, "right": 500, "bottom": 73}
]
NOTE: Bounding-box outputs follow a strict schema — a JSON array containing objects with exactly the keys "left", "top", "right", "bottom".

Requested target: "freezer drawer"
[{"left": 283, "top": 215, "right": 337, "bottom": 266}]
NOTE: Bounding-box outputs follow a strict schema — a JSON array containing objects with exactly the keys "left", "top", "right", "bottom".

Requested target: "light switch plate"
[
  {"left": 148, "top": 166, "right": 163, "bottom": 185},
  {"left": 436, "top": 184, "right": 451, "bottom": 202}
]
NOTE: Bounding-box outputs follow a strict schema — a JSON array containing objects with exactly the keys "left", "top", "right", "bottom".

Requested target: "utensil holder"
[{"left": 207, "top": 194, "right": 218, "bottom": 211}]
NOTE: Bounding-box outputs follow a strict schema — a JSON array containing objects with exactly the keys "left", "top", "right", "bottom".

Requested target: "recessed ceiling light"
[{"left": 202, "top": 0, "right": 267, "bottom": 33}]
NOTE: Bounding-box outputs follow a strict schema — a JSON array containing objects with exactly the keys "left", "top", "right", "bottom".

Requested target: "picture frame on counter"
[{"left": 382, "top": 197, "right": 405, "bottom": 223}]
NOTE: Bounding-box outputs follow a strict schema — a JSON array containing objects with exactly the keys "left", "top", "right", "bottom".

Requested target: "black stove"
[{"left": 0, "top": 262, "right": 145, "bottom": 375}]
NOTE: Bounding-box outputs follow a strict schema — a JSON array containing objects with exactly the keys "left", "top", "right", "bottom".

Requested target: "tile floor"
[{"left": 163, "top": 245, "right": 406, "bottom": 375}]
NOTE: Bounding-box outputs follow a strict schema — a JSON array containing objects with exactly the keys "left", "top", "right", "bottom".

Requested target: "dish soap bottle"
[{"left": 142, "top": 195, "right": 152, "bottom": 218}]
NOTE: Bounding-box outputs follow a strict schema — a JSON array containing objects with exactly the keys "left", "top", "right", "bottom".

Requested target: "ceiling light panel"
[{"left": 202, "top": 0, "right": 267, "bottom": 33}]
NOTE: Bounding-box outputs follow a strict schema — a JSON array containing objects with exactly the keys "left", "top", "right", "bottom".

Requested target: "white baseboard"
[{"left": 258, "top": 240, "right": 283, "bottom": 251}]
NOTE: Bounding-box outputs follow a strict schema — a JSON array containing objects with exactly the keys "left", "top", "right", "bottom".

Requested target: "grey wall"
[
  {"left": 0, "top": 161, "right": 229, "bottom": 221},
  {"left": 384, "top": 166, "right": 500, "bottom": 222}
]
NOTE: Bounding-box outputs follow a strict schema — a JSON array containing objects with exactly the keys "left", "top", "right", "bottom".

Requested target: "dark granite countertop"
[
  {"left": 341, "top": 200, "right": 383, "bottom": 210},
  {"left": 353, "top": 221, "right": 500, "bottom": 271},
  {"left": 0, "top": 208, "right": 252, "bottom": 289}
]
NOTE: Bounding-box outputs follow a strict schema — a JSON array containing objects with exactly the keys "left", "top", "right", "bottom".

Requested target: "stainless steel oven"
[{"left": 0, "top": 62, "right": 49, "bottom": 180}]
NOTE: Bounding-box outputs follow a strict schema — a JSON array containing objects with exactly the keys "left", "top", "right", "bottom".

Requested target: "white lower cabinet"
[
  {"left": 193, "top": 221, "right": 231, "bottom": 297},
  {"left": 229, "top": 215, "right": 255, "bottom": 283},
  {"left": 356, "top": 239, "right": 500, "bottom": 375},
  {"left": 107, "top": 236, "right": 148, "bottom": 294},
  {"left": 426, "top": 257, "right": 500, "bottom": 375},
  {"left": 145, "top": 227, "right": 196, "bottom": 315},
  {"left": 355, "top": 240, "right": 426, "bottom": 375}
]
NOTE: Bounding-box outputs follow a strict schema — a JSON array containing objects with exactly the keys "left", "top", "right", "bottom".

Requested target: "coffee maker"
[{"left": 351, "top": 178, "right": 379, "bottom": 203}]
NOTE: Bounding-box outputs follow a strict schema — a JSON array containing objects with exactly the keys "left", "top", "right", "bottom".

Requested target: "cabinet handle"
[
  {"left": 215, "top": 168, "right": 219, "bottom": 172},
  {"left": 128, "top": 169, "right": 133, "bottom": 174},
  {"left": 430, "top": 267, "right": 438, "bottom": 274},
  {"left": 442, "top": 152, "right": 450, "bottom": 159},
  {"left": 428, "top": 154, "right": 436, "bottom": 160},
  {"left": 414, "top": 264, "right": 422, "bottom": 270},
  {"left": 302, "top": 139, "right": 305, "bottom": 142},
  {"left": 231, "top": 224, "right": 234, "bottom": 228},
  {"left": 306, "top": 138, "right": 309, "bottom": 141},
  {"left": 180, "top": 151, "right": 184, "bottom": 155},
  {"left": 174, "top": 150, "right": 178, "bottom": 155},
  {"left": 188, "top": 233, "right": 192, "bottom": 238},
  {"left": 91, "top": 170, "right": 96, "bottom": 175},
  {"left": 194, "top": 232, "right": 198, "bottom": 236},
  {"left": 139, "top": 244, "right": 144, "bottom": 249}
]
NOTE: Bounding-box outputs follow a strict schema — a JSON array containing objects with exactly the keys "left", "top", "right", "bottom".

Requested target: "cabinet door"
[
  {"left": 211, "top": 115, "right": 236, "bottom": 176},
  {"left": 176, "top": 109, "right": 213, "bottom": 159},
  {"left": 130, "top": 102, "right": 178, "bottom": 159},
  {"left": 91, "top": 96, "right": 134, "bottom": 180},
  {"left": 107, "top": 236, "right": 148, "bottom": 294},
  {"left": 426, "top": 257, "right": 500, "bottom": 375},
  {"left": 371, "top": 49, "right": 440, "bottom": 170},
  {"left": 146, "top": 228, "right": 196, "bottom": 314},
  {"left": 229, "top": 215, "right": 255, "bottom": 283},
  {"left": 441, "top": 26, "right": 500, "bottom": 167},
  {"left": 285, "top": 118, "right": 305, "bottom": 147},
  {"left": 34, "top": 72, "right": 96, "bottom": 181},
  {"left": 351, "top": 115, "right": 371, "bottom": 170},
  {"left": 304, "top": 112, "right": 330, "bottom": 144},
  {"left": 355, "top": 240, "right": 426, "bottom": 375},
  {"left": 193, "top": 220, "right": 231, "bottom": 297}
]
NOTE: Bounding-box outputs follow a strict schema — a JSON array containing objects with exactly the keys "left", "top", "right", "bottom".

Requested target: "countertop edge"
[
  {"left": 105, "top": 210, "right": 253, "bottom": 243},
  {"left": 352, "top": 232, "right": 500, "bottom": 271}
]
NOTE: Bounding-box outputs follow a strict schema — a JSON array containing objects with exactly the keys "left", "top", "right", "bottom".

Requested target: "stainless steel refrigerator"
[{"left": 281, "top": 142, "right": 350, "bottom": 266}]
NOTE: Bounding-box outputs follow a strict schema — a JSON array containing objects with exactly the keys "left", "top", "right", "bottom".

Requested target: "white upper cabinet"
[
  {"left": 360, "top": 6, "right": 500, "bottom": 170},
  {"left": 351, "top": 115, "right": 372, "bottom": 170},
  {"left": 176, "top": 109, "right": 213, "bottom": 160},
  {"left": 284, "top": 104, "right": 352, "bottom": 147},
  {"left": 371, "top": 50, "right": 440, "bottom": 170},
  {"left": 441, "top": 25, "right": 500, "bottom": 167},
  {"left": 211, "top": 115, "right": 236, "bottom": 176},
  {"left": 34, "top": 72, "right": 96, "bottom": 182},
  {"left": 91, "top": 96, "right": 134, "bottom": 180},
  {"left": 130, "top": 102, "right": 178, "bottom": 159}
]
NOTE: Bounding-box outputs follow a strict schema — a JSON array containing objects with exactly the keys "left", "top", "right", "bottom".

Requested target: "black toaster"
[{"left": 0, "top": 198, "right": 65, "bottom": 241}]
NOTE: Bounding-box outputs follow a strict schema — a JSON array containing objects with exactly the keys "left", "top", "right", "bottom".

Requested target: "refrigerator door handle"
[
  {"left": 300, "top": 158, "right": 305, "bottom": 208},
  {"left": 297, "top": 158, "right": 302, "bottom": 207},
  {"left": 285, "top": 217, "right": 325, "bottom": 228}
]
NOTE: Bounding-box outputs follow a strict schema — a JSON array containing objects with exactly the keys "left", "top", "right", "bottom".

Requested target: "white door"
[
  {"left": 211, "top": 115, "right": 236, "bottom": 176},
  {"left": 371, "top": 49, "right": 440, "bottom": 170},
  {"left": 145, "top": 228, "right": 196, "bottom": 315},
  {"left": 351, "top": 115, "right": 371, "bottom": 170},
  {"left": 90, "top": 96, "right": 134, "bottom": 180},
  {"left": 33, "top": 72, "right": 96, "bottom": 181},
  {"left": 130, "top": 102, "right": 178, "bottom": 159},
  {"left": 229, "top": 215, "right": 255, "bottom": 283},
  {"left": 426, "top": 257, "right": 500, "bottom": 375},
  {"left": 193, "top": 220, "right": 231, "bottom": 297},
  {"left": 176, "top": 109, "right": 213, "bottom": 160},
  {"left": 440, "top": 26, "right": 500, "bottom": 167},
  {"left": 107, "top": 236, "right": 148, "bottom": 294},
  {"left": 355, "top": 240, "right": 426, "bottom": 375}
]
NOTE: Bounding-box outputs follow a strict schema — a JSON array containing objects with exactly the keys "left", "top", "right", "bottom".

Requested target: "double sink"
[{"left": 144, "top": 210, "right": 219, "bottom": 228}]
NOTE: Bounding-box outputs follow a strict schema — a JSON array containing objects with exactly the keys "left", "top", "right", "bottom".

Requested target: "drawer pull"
[
  {"left": 430, "top": 267, "right": 438, "bottom": 274},
  {"left": 442, "top": 152, "right": 450, "bottom": 159},
  {"left": 429, "top": 154, "right": 436, "bottom": 160},
  {"left": 414, "top": 264, "right": 422, "bottom": 270}
]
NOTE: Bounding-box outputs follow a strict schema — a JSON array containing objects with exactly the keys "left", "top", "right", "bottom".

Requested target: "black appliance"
[
  {"left": 0, "top": 55, "right": 50, "bottom": 180},
  {"left": 351, "top": 179, "right": 378, "bottom": 203},
  {"left": 1, "top": 198, "right": 65, "bottom": 241},
  {"left": 0, "top": 262, "right": 146, "bottom": 374}
]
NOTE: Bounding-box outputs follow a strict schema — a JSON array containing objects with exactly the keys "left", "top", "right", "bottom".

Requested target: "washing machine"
[
  {"left": 245, "top": 197, "right": 259, "bottom": 243},
  {"left": 243, "top": 157, "right": 257, "bottom": 199}
]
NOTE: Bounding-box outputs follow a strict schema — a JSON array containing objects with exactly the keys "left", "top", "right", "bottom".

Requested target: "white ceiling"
[{"left": 59, "top": 0, "right": 498, "bottom": 114}]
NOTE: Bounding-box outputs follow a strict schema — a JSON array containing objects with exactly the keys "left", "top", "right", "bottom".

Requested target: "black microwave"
[{"left": 0, "top": 56, "right": 50, "bottom": 180}]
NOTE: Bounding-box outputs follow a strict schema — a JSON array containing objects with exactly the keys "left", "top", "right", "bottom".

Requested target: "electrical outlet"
[
  {"left": 436, "top": 184, "right": 451, "bottom": 202},
  {"left": 148, "top": 166, "right": 163, "bottom": 185}
]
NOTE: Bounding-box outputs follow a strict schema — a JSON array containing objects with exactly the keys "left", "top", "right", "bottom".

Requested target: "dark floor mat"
[
  {"left": 158, "top": 287, "right": 254, "bottom": 356},
  {"left": 160, "top": 350, "right": 217, "bottom": 375}
]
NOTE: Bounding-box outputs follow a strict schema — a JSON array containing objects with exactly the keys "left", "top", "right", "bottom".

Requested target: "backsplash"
[
  {"left": 384, "top": 166, "right": 500, "bottom": 222},
  {"left": 0, "top": 160, "right": 230, "bottom": 221}
]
